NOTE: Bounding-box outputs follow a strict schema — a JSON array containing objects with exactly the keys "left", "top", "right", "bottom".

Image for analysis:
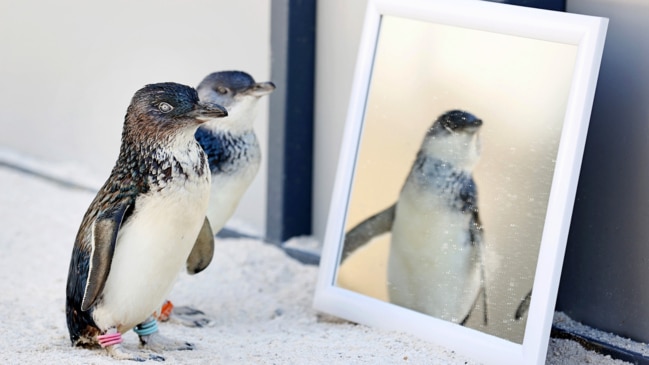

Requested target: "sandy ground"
[{"left": 0, "top": 161, "right": 635, "bottom": 364}]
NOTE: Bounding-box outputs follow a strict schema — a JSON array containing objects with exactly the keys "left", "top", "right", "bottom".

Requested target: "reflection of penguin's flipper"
[
  {"left": 472, "top": 208, "right": 488, "bottom": 325},
  {"left": 460, "top": 285, "right": 487, "bottom": 326},
  {"left": 342, "top": 204, "right": 396, "bottom": 262},
  {"left": 515, "top": 289, "right": 532, "bottom": 320},
  {"left": 477, "top": 237, "right": 488, "bottom": 326},
  {"left": 477, "top": 272, "right": 488, "bottom": 325},
  {"left": 466, "top": 210, "right": 488, "bottom": 325},
  {"left": 472, "top": 263, "right": 488, "bottom": 326}
]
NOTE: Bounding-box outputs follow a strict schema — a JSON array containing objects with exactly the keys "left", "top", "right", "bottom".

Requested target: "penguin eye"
[
  {"left": 158, "top": 102, "right": 174, "bottom": 113},
  {"left": 215, "top": 87, "right": 228, "bottom": 95}
]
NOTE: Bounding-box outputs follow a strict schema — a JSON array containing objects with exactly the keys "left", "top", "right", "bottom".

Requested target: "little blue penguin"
[
  {"left": 156, "top": 71, "right": 275, "bottom": 328},
  {"left": 65, "top": 82, "right": 227, "bottom": 361},
  {"left": 194, "top": 70, "right": 275, "bottom": 235},
  {"left": 344, "top": 110, "right": 487, "bottom": 325}
]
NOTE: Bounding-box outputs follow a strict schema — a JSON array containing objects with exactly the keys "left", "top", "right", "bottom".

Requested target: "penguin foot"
[
  {"left": 155, "top": 300, "right": 213, "bottom": 327},
  {"left": 139, "top": 331, "right": 194, "bottom": 352},
  {"left": 168, "top": 305, "right": 214, "bottom": 328},
  {"left": 147, "top": 353, "right": 166, "bottom": 362},
  {"left": 104, "top": 343, "right": 149, "bottom": 362}
]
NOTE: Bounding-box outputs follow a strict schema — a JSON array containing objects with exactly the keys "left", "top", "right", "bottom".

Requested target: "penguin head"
[
  {"left": 422, "top": 110, "right": 483, "bottom": 169},
  {"left": 427, "top": 110, "right": 482, "bottom": 137},
  {"left": 197, "top": 71, "right": 276, "bottom": 133},
  {"left": 125, "top": 82, "right": 228, "bottom": 138}
]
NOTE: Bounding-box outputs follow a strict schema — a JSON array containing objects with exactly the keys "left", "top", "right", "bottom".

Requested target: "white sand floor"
[{"left": 0, "top": 163, "right": 635, "bottom": 364}]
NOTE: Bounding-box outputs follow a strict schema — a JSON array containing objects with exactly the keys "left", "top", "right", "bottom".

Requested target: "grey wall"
[
  {"left": 557, "top": 0, "right": 649, "bottom": 343},
  {"left": 0, "top": 0, "right": 366, "bottom": 241},
  {"left": 312, "top": 0, "right": 369, "bottom": 241},
  {"left": 0, "top": 0, "right": 271, "bottom": 235}
]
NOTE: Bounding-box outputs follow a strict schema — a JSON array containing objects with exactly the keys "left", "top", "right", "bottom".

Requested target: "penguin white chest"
[
  {"left": 388, "top": 179, "right": 481, "bottom": 322},
  {"left": 92, "top": 178, "right": 210, "bottom": 332},
  {"left": 206, "top": 136, "right": 261, "bottom": 233},
  {"left": 207, "top": 165, "right": 259, "bottom": 232}
]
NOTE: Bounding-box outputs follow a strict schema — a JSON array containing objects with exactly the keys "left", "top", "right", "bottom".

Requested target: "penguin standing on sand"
[
  {"left": 66, "top": 82, "right": 227, "bottom": 361},
  {"left": 157, "top": 71, "right": 276, "bottom": 326},
  {"left": 344, "top": 110, "right": 486, "bottom": 325},
  {"left": 195, "top": 70, "right": 275, "bottom": 234}
]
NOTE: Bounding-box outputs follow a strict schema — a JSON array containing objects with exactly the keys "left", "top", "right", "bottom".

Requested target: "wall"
[
  {"left": 0, "top": 0, "right": 271, "bottom": 234},
  {"left": 558, "top": 0, "right": 649, "bottom": 343},
  {"left": 312, "top": 0, "right": 369, "bottom": 241}
]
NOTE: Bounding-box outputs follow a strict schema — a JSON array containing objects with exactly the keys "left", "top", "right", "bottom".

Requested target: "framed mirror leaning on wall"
[{"left": 313, "top": 0, "right": 607, "bottom": 364}]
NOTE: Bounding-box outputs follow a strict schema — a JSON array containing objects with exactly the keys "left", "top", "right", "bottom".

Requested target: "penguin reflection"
[{"left": 343, "top": 110, "right": 486, "bottom": 325}]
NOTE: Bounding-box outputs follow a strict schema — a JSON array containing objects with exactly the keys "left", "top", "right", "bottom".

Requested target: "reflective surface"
[{"left": 336, "top": 16, "right": 578, "bottom": 343}]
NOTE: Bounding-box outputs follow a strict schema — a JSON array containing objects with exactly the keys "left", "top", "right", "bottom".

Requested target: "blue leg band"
[{"left": 133, "top": 318, "right": 159, "bottom": 336}]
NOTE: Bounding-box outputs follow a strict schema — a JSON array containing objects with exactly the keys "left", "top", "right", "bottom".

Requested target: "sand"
[{"left": 0, "top": 153, "right": 636, "bottom": 364}]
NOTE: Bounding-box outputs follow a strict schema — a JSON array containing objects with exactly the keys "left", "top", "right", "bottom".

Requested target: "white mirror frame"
[{"left": 313, "top": 1, "right": 608, "bottom": 364}]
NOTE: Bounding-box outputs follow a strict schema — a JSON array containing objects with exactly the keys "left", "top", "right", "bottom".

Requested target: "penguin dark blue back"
[{"left": 65, "top": 82, "right": 227, "bottom": 361}]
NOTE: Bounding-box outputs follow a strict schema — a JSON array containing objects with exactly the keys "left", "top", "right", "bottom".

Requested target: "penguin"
[
  {"left": 194, "top": 70, "right": 275, "bottom": 235},
  {"left": 343, "top": 110, "right": 487, "bottom": 325},
  {"left": 158, "top": 71, "right": 275, "bottom": 327},
  {"left": 65, "top": 82, "right": 227, "bottom": 361}
]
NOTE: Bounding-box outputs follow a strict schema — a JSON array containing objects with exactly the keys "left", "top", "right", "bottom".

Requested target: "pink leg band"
[{"left": 97, "top": 332, "right": 123, "bottom": 347}]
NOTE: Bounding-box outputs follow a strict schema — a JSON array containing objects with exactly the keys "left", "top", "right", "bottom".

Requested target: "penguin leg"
[
  {"left": 136, "top": 316, "right": 195, "bottom": 352},
  {"left": 156, "top": 300, "right": 213, "bottom": 328},
  {"left": 99, "top": 327, "right": 164, "bottom": 362}
]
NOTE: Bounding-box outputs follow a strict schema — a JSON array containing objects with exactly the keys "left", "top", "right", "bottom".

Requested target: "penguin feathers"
[
  {"left": 186, "top": 217, "right": 215, "bottom": 275},
  {"left": 66, "top": 82, "right": 225, "bottom": 354},
  {"left": 194, "top": 71, "right": 275, "bottom": 234},
  {"left": 82, "top": 202, "right": 132, "bottom": 311},
  {"left": 341, "top": 109, "right": 487, "bottom": 325}
]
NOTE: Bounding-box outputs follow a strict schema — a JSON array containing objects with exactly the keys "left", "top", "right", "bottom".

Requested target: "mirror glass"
[{"left": 335, "top": 15, "right": 578, "bottom": 343}]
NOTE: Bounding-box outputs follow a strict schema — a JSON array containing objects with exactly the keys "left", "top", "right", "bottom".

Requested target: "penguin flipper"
[
  {"left": 81, "top": 202, "right": 131, "bottom": 311},
  {"left": 515, "top": 289, "right": 532, "bottom": 320},
  {"left": 342, "top": 203, "right": 396, "bottom": 262},
  {"left": 460, "top": 284, "right": 488, "bottom": 326},
  {"left": 479, "top": 278, "right": 488, "bottom": 325},
  {"left": 186, "top": 217, "right": 215, "bottom": 275},
  {"left": 460, "top": 208, "right": 488, "bottom": 326},
  {"left": 473, "top": 212, "right": 488, "bottom": 326}
]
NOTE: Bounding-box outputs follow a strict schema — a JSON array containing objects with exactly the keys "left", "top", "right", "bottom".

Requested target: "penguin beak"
[
  {"left": 247, "top": 81, "right": 276, "bottom": 97},
  {"left": 465, "top": 118, "right": 483, "bottom": 132},
  {"left": 188, "top": 102, "right": 228, "bottom": 121}
]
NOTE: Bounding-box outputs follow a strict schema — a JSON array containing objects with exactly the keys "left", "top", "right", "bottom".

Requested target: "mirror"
[
  {"left": 314, "top": 1, "right": 608, "bottom": 364},
  {"left": 338, "top": 13, "right": 580, "bottom": 344}
]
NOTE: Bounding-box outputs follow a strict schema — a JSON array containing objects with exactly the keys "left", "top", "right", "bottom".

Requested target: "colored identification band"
[
  {"left": 97, "top": 332, "right": 123, "bottom": 347},
  {"left": 157, "top": 300, "right": 174, "bottom": 321},
  {"left": 133, "top": 319, "right": 159, "bottom": 336}
]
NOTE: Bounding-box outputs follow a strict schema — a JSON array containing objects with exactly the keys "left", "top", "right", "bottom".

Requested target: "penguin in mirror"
[{"left": 341, "top": 110, "right": 487, "bottom": 325}]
